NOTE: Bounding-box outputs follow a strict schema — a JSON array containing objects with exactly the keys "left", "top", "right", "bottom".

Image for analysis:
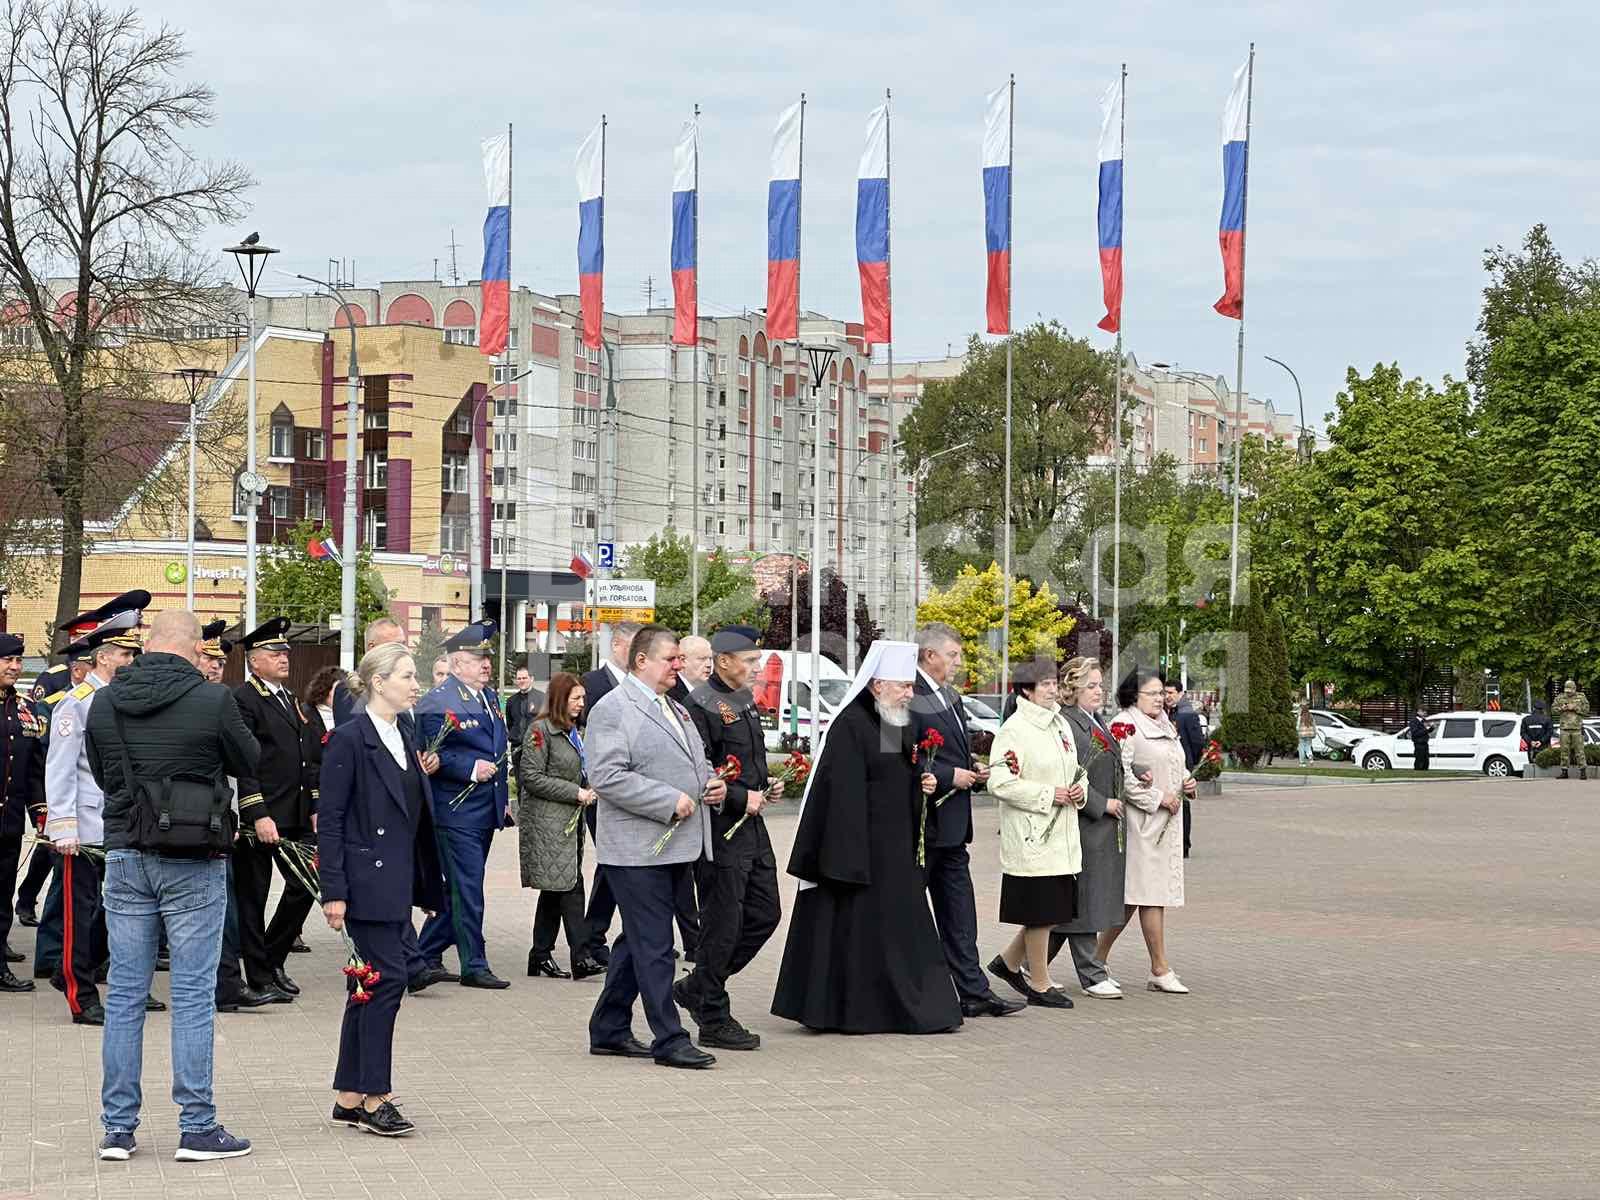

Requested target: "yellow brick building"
[{"left": 3, "top": 324, "right": 494, "bottom": 653}]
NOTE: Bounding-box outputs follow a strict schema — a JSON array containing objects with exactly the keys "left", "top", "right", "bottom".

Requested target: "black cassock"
[{"left": 771, "top": 691, "right": 963, "bottom": 1035}]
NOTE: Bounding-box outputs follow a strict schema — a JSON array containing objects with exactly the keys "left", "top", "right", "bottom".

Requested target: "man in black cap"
[
  {"left": 197, "top": 620, "right": 229, "bottom": 684},
  {"left": 232, "top": 617, "right": 323, "bottom": 1002},
  {"left": 677, "top": 625, "right": 784, "bottom": 1050},
  {"left": 14, "top": 662, "right": 71, "bottom": 942},
  {"left": 0, "top": 631, "right": 46, "bottom": 990}
]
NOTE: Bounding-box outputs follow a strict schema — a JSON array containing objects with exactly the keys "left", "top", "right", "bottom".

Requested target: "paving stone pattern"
[{"left": 3, "top": 779, "right": 1596, "bottom": 1199}]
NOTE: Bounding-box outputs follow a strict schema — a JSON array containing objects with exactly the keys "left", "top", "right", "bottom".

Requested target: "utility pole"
[{"left": 447, "top": 228, "right": 461, "bottom": 285}]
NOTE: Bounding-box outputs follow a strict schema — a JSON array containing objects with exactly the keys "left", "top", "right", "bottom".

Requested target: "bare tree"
[{"left": 0, "top": 0, "right": 250, "bottom": 639}]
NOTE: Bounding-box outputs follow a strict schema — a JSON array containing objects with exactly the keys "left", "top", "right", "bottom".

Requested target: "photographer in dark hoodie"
[{"left": 85, "top": 611, "right": 260, "bottom": 1164}]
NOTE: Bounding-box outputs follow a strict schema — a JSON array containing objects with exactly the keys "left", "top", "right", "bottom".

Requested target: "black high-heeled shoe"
[{"left": 527, "top": 950, "right": 571, "bottom": 979}]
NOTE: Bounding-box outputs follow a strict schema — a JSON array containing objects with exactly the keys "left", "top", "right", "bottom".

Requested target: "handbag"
[{"left": 111, "top": 703, "right": 237, "bottom": 857}]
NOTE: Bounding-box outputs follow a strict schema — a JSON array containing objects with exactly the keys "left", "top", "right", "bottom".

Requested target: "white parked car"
[
  {"left": 1305, "top": 708, "right": 1383, "bottom": 758},
  {"left": 1357, "top": 711, "right": 1527, "bottom": 777}
]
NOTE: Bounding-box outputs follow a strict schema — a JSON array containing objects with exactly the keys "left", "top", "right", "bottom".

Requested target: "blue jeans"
[{"left": 100, "top": 851, "right": 226, "bottom": 1135}]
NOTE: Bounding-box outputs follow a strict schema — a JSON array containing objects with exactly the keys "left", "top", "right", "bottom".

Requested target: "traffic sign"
[
  {"left": 597, "top": 542, "right": 615, "bottom": 569},
  {"left": 585, "top": 606, "right": 655, "bottom": 623},
  {"left": 596, "top": 579, "right": 656, "bottom": 607}
]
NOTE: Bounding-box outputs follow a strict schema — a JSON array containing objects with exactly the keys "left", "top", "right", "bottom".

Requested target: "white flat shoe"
[
  {"left": 1147, "top": 972, "right": 1189, "bottom": 994},
  {"left": 1084, "top": 980, "right": 1123, "bottom": 999}
]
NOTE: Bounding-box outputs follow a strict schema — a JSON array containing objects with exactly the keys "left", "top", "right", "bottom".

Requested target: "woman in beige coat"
[
  {"left": 984, "top": 662, "right": 1086, "bottom": 1008},
  {"left": 1095, "top": 668, "right": 1197, "bottom": 994}
]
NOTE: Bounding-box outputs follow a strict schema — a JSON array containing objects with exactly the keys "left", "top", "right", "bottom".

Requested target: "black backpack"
[{"left": 111, "top": 702, "right": 237, "bottom": 857}]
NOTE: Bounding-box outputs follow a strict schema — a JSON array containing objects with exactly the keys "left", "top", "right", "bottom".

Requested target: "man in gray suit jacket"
[{"left": 585, "top": 624, "right": 723, "bottom": 1069}]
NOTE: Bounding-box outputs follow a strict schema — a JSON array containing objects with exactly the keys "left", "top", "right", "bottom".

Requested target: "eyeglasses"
[{"left": 1138, "top": 687, "right": 1164, "bottom": 697}]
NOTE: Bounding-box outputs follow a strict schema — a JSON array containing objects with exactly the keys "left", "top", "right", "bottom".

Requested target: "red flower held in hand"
[
  {"left": 715, "top": 755, "right": 742, "bottom": 781},
  {"left": 342, "top": 964, "right": 362, "bottom": 978},
  {"left": 350, "top": 989, "right": 373, "bottom": 1005},
  {"left": 1110, "top": 721, "right": 1136, "bottom": 741},
  {"left": 1003, "top": 749, "right": 1021, "bottom": 775},
  {"left": 919, "top": 729, "right": 945, "bottom": 753},
  {"left": 1090, "top": 725, "right": 1115, "bottom": 752}
]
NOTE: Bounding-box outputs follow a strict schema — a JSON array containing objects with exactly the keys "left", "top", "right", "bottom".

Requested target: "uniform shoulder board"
[
  {"left": 249, "top": 676, "right": 270, "bottom": 696},
  {"left": 45, "top": 689, "right": 68, "bottom": 705},
  {"left": 69, "top": 682, "right": 94, "bottom": 699}
]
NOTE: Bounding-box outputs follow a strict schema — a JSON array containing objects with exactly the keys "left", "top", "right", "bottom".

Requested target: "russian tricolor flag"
[
  {"left": 855, "top": 104, "right": 890, "bottom": 347},
  {"left": 671, "top": 119, "right": 697, "bottom": 348},
  {"left": 1095, "top": 76, "right": 1123, "bottom": 335},
  {"left": 480, "top": 133, "right": 510, "bottom": 357},
  {"left": 982, "top": 82, "right": 1012, "bottom": 335},
  {"left": 1215, "top": 60, "right": 1250, "bottom": 320},
  {"left": 766, "top": 100, "right": 802, "bottom": 341},
  {"left": 576, "top": 120, "right": 605, "bottom": 350}
]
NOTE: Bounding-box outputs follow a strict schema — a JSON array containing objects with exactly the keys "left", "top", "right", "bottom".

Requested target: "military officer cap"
[
  {"left": 443, "top": 619, "right": 497, "bottom": 657},
  {"left": 66, "top": 622, "right": 142, "bottom": 657},
  {"left": 31, "top": 662, "right": 68, "bottom": 699},
  {"left": 200, "top": 618, "right": 229, "bottom": 661},
  {"left": 57, "top": 589, "right": 152, "bottom": 649},
  {"left": 0, "top": 631, "right": 22, "bottom": 657},
  {"left": 239, "top": 616, "right": 292, "bottom": 653},
  {"left": 710, "top": 624, "right": 762, "bottom": 655}
]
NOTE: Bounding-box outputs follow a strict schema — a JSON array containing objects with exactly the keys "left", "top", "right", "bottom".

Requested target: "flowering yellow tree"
[{"left": 916, "top": 563, "right": 1074, "bottom": 691}]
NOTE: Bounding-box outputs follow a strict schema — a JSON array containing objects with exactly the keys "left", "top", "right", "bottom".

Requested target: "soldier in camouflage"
[{"left": 1550, "top": 679, "right": 1590, "bottom": 779}]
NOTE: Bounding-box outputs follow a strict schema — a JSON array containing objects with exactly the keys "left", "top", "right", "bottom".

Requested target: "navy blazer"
[
  {"left": 413, "top": 679, "right": 510, "bottom": 830},
  {"left": 318, "top": 713, "right": 446, "bottom": 922},
  {"left": 578, "top": 664, "right": 621, "bottom": 728},
  {"left": 912, "top": 674, "right": 975, "bottom": 848},
  {"left": 1172, "top": 700, "right": 1206, "bottom": 769}
]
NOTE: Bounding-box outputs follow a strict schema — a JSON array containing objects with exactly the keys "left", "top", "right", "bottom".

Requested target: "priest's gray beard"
[{"left": 874, "top": 699, "right": 911, "bottom": 728}]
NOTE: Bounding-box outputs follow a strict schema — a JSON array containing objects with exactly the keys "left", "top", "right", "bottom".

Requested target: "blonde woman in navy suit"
[{"left": 318, "top": 644, "right": 445, "bottom": 1137}]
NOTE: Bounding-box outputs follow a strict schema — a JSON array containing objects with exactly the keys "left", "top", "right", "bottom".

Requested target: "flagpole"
[
  {"left": 592, "top": 114, "right": 608, "bottom": 672},
  {"left": 1227, "top": 44, "right": 1254, "bottom": 613},
  {"left": 884, "top": 87, "right": 901, "bottom": 637},
  {"left": 797, "top": 94, "right": 822, "bottom": 744},
  {"left": 1111, "top": 64, "right": 1124, "bottom": 699},
  {"left": 690, "top": 104, "right": 701, "bottom": 636},
  {"left": 497, "top": 121, "right": 513, "bottom": 692},
  {"left": 1000, "top": 73, "right": 1014, "bottom": 697}
]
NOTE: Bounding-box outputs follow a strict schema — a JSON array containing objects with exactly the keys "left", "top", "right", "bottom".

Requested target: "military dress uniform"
[
  {"left": 232, "top": 618, "right": 323, "bottom": 999},
  {"left": 1, "top": 632, "right": 47, "bottom": 991},
  {"left": 415, "top": 621, "right": 511, "bottom": 988},
  {"left": 17, "top": 663, "right": 71, "bottom": 972},
  {"left": 679, "top": 626, "right": 782, "bottom": 1046}
]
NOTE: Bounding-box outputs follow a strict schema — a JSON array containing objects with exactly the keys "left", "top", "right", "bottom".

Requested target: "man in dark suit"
[
  {"left": 575, "top": 620, "right": 641, "bottom": 967},
  {"left": 1164, "top": 680, "right": 1205, "bottom": 859},
  {"left": 505, "top": 664, "right": 544, "bottom": 779},
  {"left": 233, "top": 617, "right": 324, "bottom": 1002},
  {"left": 911, "top": 624, "right": 1024, "bottom": 1019},
  {"left": 663, "top": 635, "right": 711, "bottom": 963},
  {"left": 414, "top": 621, "right": 512, "bottom": 989},
  {"left": 0, "top": 632, "right": 46, "bottom": 990}
]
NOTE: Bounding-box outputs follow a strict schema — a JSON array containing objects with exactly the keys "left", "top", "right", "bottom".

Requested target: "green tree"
[
  {"left": 899, "top": 322, "right": 1115, "bottom": 584},
  {"left": 1468, "top": 224, "right": 1600, "bottom": 394},
  {"left": 915, "top": 562, "right": 1074, "bottom": 691},
  {"left": 1216, "top": 593, "right": 1293, "bottom": 764},
  {"left": 760, "top": 568, "right": 881, "bottom": 665},
  {"left": 256, "top": 519, "right": 391, "bottom": 641},
  {"left": 622, "top": 531, "right": 760, "bottom": 634}
]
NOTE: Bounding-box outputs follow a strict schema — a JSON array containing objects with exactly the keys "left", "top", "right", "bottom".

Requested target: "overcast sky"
[{"left": 157, "top": 0, "right": 1596, "bottom": 430}]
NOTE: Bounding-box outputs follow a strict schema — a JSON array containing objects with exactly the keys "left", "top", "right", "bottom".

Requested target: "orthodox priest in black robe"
[{"left": 771, "top": 641, "right": 963, "bottom": 1035}]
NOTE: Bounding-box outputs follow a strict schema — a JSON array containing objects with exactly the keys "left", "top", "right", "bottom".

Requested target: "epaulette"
[
  {"left": 69, "top": 682, "right": 94, "bottom": 700},
  {"left": 44, "top": 690, "right": 68, "bottom": 706},
  {"left": 248, "top": 676, "right": 270, "bottom": 696}
]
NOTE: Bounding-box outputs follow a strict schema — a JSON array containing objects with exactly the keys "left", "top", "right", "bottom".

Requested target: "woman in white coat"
[
  {"left": 984, "top": 662, "right": 1086, "bottom": 1008},
  {"left": 1095, "top": 668, "right": 1197, "bottom": 994}
]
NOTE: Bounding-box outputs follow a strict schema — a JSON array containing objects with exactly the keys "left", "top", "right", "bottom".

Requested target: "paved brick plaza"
[{"left": 3, "top": 778, "right": 1596, "bottom": 1200}]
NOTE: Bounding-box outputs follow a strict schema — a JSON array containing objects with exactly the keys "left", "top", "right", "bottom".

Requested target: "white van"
[
  {"left": 752, "top": 650, "right": 852, "bottom": 751},
  {"left": 1357, "top": 711, "right": 1528, "bottom": 777}
]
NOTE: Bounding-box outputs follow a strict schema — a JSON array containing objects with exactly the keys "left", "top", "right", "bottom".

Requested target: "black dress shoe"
[
  {"left": 1024, "top": 984, "right": 1074, "bottom": 1009},
  {"left": 221, "top": 986, "right": 275, "bottom": 1010},
  {"left": 571, "top": 956, "right": 606, "bottom": 980},
  {"left": 330, "top": 1101, "right": 364, "bottom": 1128},
  {"left": 254, "top": 983, "right": 295, "bottom": 1004},
  {"left": 590, "top": 1036, "right": 652, "bottom": 1059},
  {"left": 655, "top": 1042, "right": 716, "bottom": 1069},
  {"left": 270, "top": 968, "right": 300, "bottom": 995},
  {"left": 354, "top": 1100, "right": 414, "bottom": 1137},
  {"left": 407, "top": 965, "right": 450, "bottom": 994},
  {"left": 0, "top": 968, "right": 35, "bottom": 992},
  {"left": 459, "top": 970, "right": 510, "bottom": 990},
  {"left": 671, "top": 978, "right": 700, "bottom": 1023},
  {"left": 591, "top": 945, "right": 611, "bottom": 967},
  {"left": 961, "top": 993, "right": 1026, "bottom": 1018},
  {"left": 527, "top": 951, "right": 570, "bottom": 979},
  {"left": 3, "top": 941, "right": 22, "bottom": 964},
  {"left": 144, "top": 994, "right": 167, "bottom": 1012},
  {"left": 16, "top": 904, "right": 38, "bottom": 927},
  {"left": 698, "top": 1019, "right": 760, "bottom": 1051},
  {"left": 289, "top": 936, "right": 311, "bottom": 954},
  {"left": 987, "top": 955, "right": 1031, "bottom": 1000},
  {"left": 73, "top": 1003, "right": 107, "bottom": 1026}
]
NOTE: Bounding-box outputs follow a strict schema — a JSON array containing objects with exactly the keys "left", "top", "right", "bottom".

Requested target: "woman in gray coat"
[{"left": 518, "top": 672, "right": 603, "bottom": 980}]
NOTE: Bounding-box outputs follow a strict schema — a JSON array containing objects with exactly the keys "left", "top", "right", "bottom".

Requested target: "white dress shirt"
[{"left": 367, "top": 711, "right": 410, "bottom": 772}]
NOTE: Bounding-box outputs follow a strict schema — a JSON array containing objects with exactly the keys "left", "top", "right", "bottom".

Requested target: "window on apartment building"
[
  {"left": 1199, "top": 438, "right": 1208, "bottom": 452},
  {"left": 736, "top": 484, "right": 747, "bottom": 502},
  {"left": 493, "top": 501, "right": 517, "bottom": 521},
  {"left": 772, "top": 491, "right": 782, "bottom": 512},
  {"left": 571, "top": 472, "right": 595, "bottom": 494},
  {"left": 493, "top": 431, "right": 517, "bottom": 453},
  {"left": 304, "top": 487, "right": 326, "bottom": 520},
  {"left": 439, "top": 514, "right": 469, "bottom": 554},
  {"left": 736, "top": 516, "right": 747, "bottom": 535},
  {"left": 268, "top": 487, "right": 290, "bottom": 519},
  {"left": 301, "top": 429, "right": 326, "bottom": 460},
  {"left": 422, "top": 605, "right": 442, "bottom": 630},
  {"left": 703, "top": 516, "right": 715, "bottom": 535},
  {"left": 718, "top": 453, "right": 726, "bottom": 469},
  {"left": 492, "top": 535, "right": 517, "bottom": 557},
  {"left": 495, "top": 396, "right": 518, "bottom": 418},
  {"left": 574, "top": 440, "right": 596, "bottom": 462},
  {"left": 718, "top": 388, "right": 727, "bottom": 408},
  {"left": 704, "top": 451, "right": 715, "bottom": 472},
  {"left": 738, "top": 357, "right": 749, "bottom": 377},
  {"left": 443, "top": 453, "right": 468, "bottom": 494},
  {"left": 573, "top": 405, "right": 596, "bottom": 428},
  {"left": 364, "top": 449, "right": 387, "bottom": 489},
  {"left": 364, "top": 509, "right": 387, "bottom": 550},
  {"left": 448, "top": 411, "right": 471, "bottom": 435},
  {"left": 444, "top": 327, "right": 476, "bottom": 346},
  {"left": 269, "top": 411, "right": 293, "bottom": 459},
  {"left": 364, "top": 409, "right": 389, "bottom": 431},
  {"left": 571, "top": 507, "right": 595, "bottom": 529},
  {"left": 718, "top": 355, "right": 727, "bottom": 373},
  {"left": 492, "top": 465, "right": 519, "bottom": 488},
  {"left": 770, "top": 521, "right": 781, "bottom": 540}
]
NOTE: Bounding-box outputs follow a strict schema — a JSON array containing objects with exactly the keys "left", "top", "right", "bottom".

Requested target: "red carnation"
[
  {"left": 1003, "top": 749, "right": 1020, "bottom": 775},
  {"left": 349, "top": 989, "right": 372, "bottom": 1005},
  {"left": 715, "top": 755, "right": 741, "bottom": 781},
  {"left": 1091, "top": 725, "right": 1114, "bottom": 752},
  {"left": 342, "top": 964, "right": 361, "bottom": 978},
  {"left": 1110, "top": 721, "right": 1136, "bottom": 741}
]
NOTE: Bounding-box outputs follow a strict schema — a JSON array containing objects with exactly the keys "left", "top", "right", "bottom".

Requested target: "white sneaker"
[
  {"left": 1084, "top": 980, "right": 1123, "bottom": 999},
  {"left": 1147, "top": 971, "right": 1189, "bottom": 994}
]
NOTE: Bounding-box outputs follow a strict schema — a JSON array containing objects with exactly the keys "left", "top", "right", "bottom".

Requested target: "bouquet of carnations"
[
  {"left": 421, "top": 711, "right": 463, "bottom": 756},
  {"left": 913, "top": 730, "right": 944, "bottom": 867},
  {"left": 651, "top": 755, "right": 741, "bottom": 855},
  {"left": 723, "top": 750, "right": 810, "bottom": 841}
]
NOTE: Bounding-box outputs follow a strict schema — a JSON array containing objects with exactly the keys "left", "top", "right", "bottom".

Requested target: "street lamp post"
[
  {"left": 1263, "top": 354, "right": 1311, "bottom": 462},
  {"left": 226, "top": 236, "right": 278, "bottom": 630},
  {"left": 290, "top": 273, "right": 361, "bottom": 670},
  {"left": 173, "top": 368, "right": 218, "bottom": 612}
]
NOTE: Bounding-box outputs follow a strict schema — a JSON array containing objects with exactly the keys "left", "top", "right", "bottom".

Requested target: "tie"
[
  {"left": 657, "top": 695, "right": 687, "bottom": 749},
  {"left": 274, "top": 688, "right": 295, "bottom": 721}
]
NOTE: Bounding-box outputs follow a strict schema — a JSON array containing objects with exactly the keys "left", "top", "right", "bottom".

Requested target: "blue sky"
[{"left": 161, "top": 0, "right": 1596, "bottom": 429}]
